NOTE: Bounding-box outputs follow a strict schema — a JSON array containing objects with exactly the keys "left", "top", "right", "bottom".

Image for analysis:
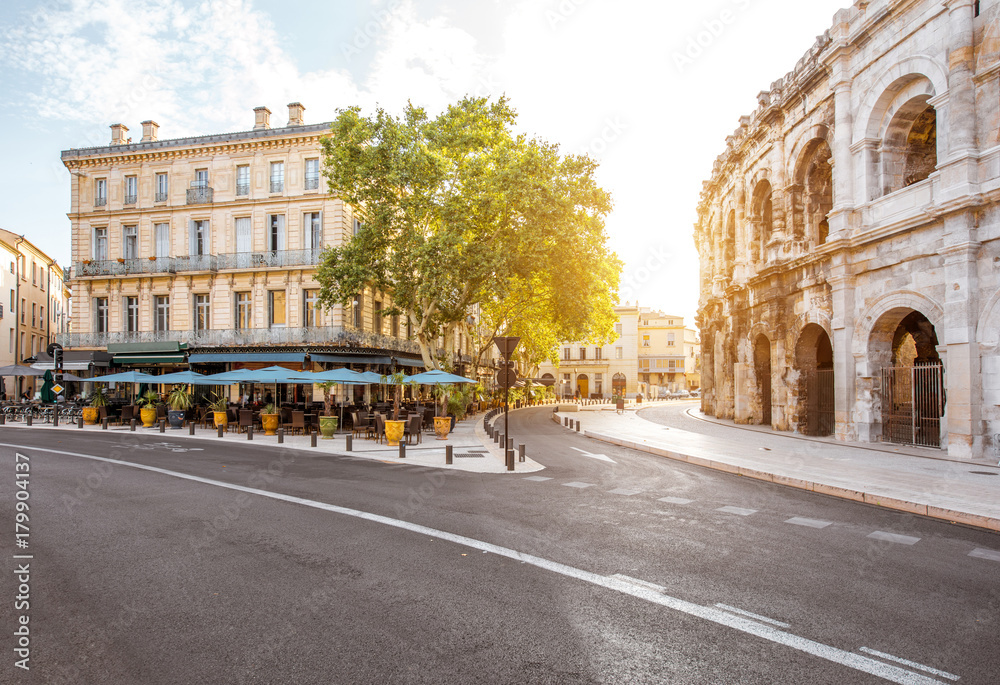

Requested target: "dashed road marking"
[
  {"left": 859, "top": 647, "right": 960, "bottom": 681},
  {"left": 523, "top": 476, "right": 553, "bottom": 482},
  {"left": 968, "top": 547, "right": 1000, "bottom": 562},
  {"left": 717, "top": 506, "right": 757, "bottom": 517},
  {"left": 714, "top": 603, "right": 790, "bottom": 629},
  {"left": 608, "top": 487, "right": 643, "bottom": 496},
  {"left": 785, "top": 517, "right": 833, "bottom": 529},
  {"left": 562, "top": 481, "right": 596, "bottom": 489},
  {"left": 867, "top": 531, "right": 920, "bottom": 546},
  {"left": 658, "top": 496, "right": 694, "bottom": 505}
]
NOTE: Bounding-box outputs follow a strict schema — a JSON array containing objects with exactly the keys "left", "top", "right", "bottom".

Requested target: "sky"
[{"left": 0, "top": 0, "right": 851, "bottom": 329}]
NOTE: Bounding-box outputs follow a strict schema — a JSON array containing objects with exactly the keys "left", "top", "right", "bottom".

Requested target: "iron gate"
[
  {"left": 880, "top": 364, "right": 944, "bottom": 448},
  {"left": 809, "top": 368, "right": 835, "bottom": 436}
]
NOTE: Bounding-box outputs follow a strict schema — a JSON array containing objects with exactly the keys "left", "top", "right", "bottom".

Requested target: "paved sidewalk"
[
  {"left": 554, "top": 403, "right": 1000, "bottom": 533},
  {"left": 0, "top": 414, "right": 525, "bottom": 474}
]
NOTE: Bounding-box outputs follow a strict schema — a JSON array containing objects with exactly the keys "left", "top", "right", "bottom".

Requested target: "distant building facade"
[
  {"left": 695, "top": 0, "right": 1000, "bottom": 459},
  {"left": 637, "top": 309, "right": 701, "bottom": 396}
]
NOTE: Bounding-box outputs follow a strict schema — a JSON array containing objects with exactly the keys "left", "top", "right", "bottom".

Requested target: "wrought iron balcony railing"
[
  {"left": 57, "top": 327, "right": 423, "bottom": 356},
  {"left": 155, "top": 192, "right": 168, "bottom": 202},
  {"left": 304, "top": 177, "right": 320, "bottom": 190},
  {"left": 94, "top": 197, "right": 107, "bottom": 207},
  {"left": 215, "top": 249, "right": 324, "bottom": 270},
  {"left": 236, "top": 183, "right": 249, "bottom": 196},
  {"left": 73, "top": 249, "right": 324, "bottom": 279},
  {"left": 124, "top": 194, "right": 137, "bottom": 205},
  {"left": 270, "top": 180, "right": 284, "bottom": 193},
  {"left": 186, "top": 186, "right": 213, "bottom": 204}
]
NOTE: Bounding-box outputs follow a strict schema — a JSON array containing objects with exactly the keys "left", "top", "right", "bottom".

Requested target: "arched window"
[
  {"left": 750, "top": 180, "right": 773, "bottom": 263},
  {"left": 882, "top": 97, "right": 937, "bottom": 194}
]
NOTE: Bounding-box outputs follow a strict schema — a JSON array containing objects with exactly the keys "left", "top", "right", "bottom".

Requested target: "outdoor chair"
[
  {"left": 404, "top": 415, "right": 422, "bottom": 445},
  {"left": 373, "top": 413, "right": 385, "bottom": 444},
  {"left": 280, "top": 407, "right": 293, "bottom": 433},
  {"left": 156, "top": 403, "right": 167, "bottom": 420},
  {"left": 226, "top": 407, "right": 239, "bottom": 432},
  {"left": 290, "top": 411, "right": 305, "bottom": 435},
  {"left": 238, "top": 409, "right": 254, "bottom": 433},
  {"left": 117, "top": 405, "right": 133, "bottom": 426}
]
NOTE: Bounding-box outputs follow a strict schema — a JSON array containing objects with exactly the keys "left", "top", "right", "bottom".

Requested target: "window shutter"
[
  {"left": 188, "top": 220, "right": 196, "bottom": 255},
  {"left": 315, "top": 211, "right": 322, "bottom": 248},
  {"left": 203, "top": 220, "right": 211, "bottom": 254},
  {"left": 303, "top": 214, "right": 312, "bottom": 250},
  {"left": 156, "top": 224, "right": 170, "bottom": 257},
  {"left": 277, "top": 215, "right": 286, "bottom": 251}
]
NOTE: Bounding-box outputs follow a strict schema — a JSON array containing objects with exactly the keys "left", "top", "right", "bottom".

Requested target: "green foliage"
[
  {"left": 88, "top": 388, "right": 108, "bottom": 408},
  {"left": 318, "top": 381, "right": 338, "bottom": 416},
  {"left": 317, "top": 96, "right": 620, "bottom": 370},
  {"left": 208, "top": 393, "right": 228, "bottom": 412},
  {"left": 262, "top": 403, "right": 277, "bottom": 415},
  {"left": 167, "top": 387, "right": 193, "bottom": 411},
  {"left": 137, "top": 390, "right": 161, "bottom": 408}
]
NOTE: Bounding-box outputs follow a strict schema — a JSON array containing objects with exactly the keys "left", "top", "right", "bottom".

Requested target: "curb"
[{"left": 562, "top": 422, "right": 1000, "bottom": 534}]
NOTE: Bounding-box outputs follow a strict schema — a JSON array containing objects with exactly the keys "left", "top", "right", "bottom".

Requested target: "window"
[
  {"left": 615, "top": 346, "right": 623, "bottom": 360},
  {"left": 562, "top": 347, "right": 570, "bottom": 361},
  {"left": 353, "top": 293, "right": 363, "bottom": 328},
  {"left": 667, "top": 333, "right": 675, "bottom": 345},
  {"left": 373, "top": 301, "right": 383, "bottom": 334},
  {"left": 122, "top": 225, "right": 138, "bottom": 260},
  {"left": 235, "top": 217, "right": 251, "bottom": 253},
  {"left": 303, "top": 290, "right": 319, "bottom": 327},
  {"left": 124, "top": 175, "right": 137, "bottom": 204},
  {"left": 270, "top": 161, "right": 284, "bottom": 193},
  {"left": 154, "top": 295, "right": 169, "bottom": 332},
  {"left": 304, "top": 212, "right": 322, "bottom": 250},
  {"left": 95, "top": 178, "right": 107, "bottom": 206},
  {"left": 8, "top": 262, "right": 12, "bottom": 274},
  {"left": 95, "top": 297, "right": 109, "bottom": 333},
  {"left": 124, "top": 296, "right": 139, "bottom": 332},
  {"left": 20, "top": 298, "right": 25, "bottom": 323},
  {"left": 642, "top": 335, "right": 650, "bottom": 347},
  {"left": 155, "top": 173, "right": 168, "bottom": 202},
  {"left": 193, "top": 169, "right": 208, "bottom": 188},
  {"left": 154, "top": 223, "right": 170, "bottom": 258},
  {"left": 579, "top": 347, "right": 587, "bottom": 360},
  {"left": 9, "top": 291, "right": 13, "bottom": 312},
  {"left": 391, "top": 314, "right": 399, "bottom": 338},
  {"left": 194, "top": 294, "right": 210, "bottom": 331},
  {"left": 615, "top": 323, "right": 622, "bottom": 337},
  {"left": 595, "top": 347, "right": 602, "bottom": 361},
  {"left": 269, "top": 290, "right": 286, "bottom": 327},
  {"left": 268, "top": 214, "right": 285, "bottom": 251},
  {"left": 236, "top": 165, "right": 250, "bottom": 196},
  {"left": 304, "top": 158, "right": 320, "bottom": 190},
  {"left": 189, "top": 220, "right": 209, "bottom": 256},
  {"left": 31, "top": 262, "right": 36, "bottom": 286},
  {"left": 93, "top": 227, "right": 108, "bottom": 261},
  {"left": 353, "top": 218, "right": 362, "bottom": 236},
  {"left": 30, "top": 335, "right": 35, "bottom": 357},
  {"left": 235, "top": 292, "right": 252, "bottom": 329},
  {"left": 31, "top": 303, "right": 36, "bottom": 327}
]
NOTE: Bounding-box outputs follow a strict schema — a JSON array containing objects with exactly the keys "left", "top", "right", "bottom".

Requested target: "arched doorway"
[
  {"left": 754, "top": 334, "right": 772, "bottom": 426},
  {"left": 576, "top": 374, "right": 589, "bottom": 398},
  {"left": 795, "top": 324, "right": 834, "bottom": 436},
  {"left": 612, "top": 373, "right": 626, "bottom": 397},
  {"left": 871, "top": 309, "right": 944, "bottom": 447}
]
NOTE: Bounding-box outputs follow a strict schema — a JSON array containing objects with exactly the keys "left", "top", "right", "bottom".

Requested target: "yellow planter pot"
[
  {"left": 82, "top": 407, "right": 99, "bottom": 425},
  {"left": 214, "top": 411, "right": 228, "bottom": 429},
  {"left": 140, "top": 407, "right": 157, "bottom": 427},
  {"left": 384, "top": 419, "right": 405, "bottom": 446},
  {"left": 261, "top": 413, "right": 280, "bottom": 436},
  {"left": 433, "top": 416, "right": 451, "bottom": 440}
]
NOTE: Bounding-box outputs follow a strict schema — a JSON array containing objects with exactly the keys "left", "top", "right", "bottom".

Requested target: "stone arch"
[
  {"left": 880, "top": 94, "right": 937, "bottom": 193},
  {"left": 976, "top": 287, "right": 1000, "bottom": 349},
  {"left": 753, "top": 332, "right": 773, "bottom": 426},
  {"left": 853, "top": 290, "right": 945, "bottom": 363},
  {"left": 749, "top": 179, "right": 773, "bottom": 264},
  {"left": 793, "top": 323, "right": 835, "bottom": 436},
  {"left": 854, "top": 56, "right": 948, "bottom": 144},
  {"left": 790, "top": 138, "right": 833, "bottom": 245},
  {"left": 976, "top": 16, "right": 1000, "bottom": 72},
  {"left": 787, "top": 124, "right": 830, "bottom": 180},
  {"left": 724, "top": 209, "right": 736, "bottom": 276}
]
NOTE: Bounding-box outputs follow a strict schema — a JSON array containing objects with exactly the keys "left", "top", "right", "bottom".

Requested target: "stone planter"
[
  {"left": 82, "top": 407, "right": 99, "bottom": 425},
  {"left": 139, "top": 407, "right": 157, "bottom": 427},
  {"left": 433, "top": 416, "right": 451, "bottom": 440},
  {"left": 319, "top": 416, "right": 338, "bottom": 439},
  {"left": 214, "top": 411, "right": 228, "bottom": 429},
  {"left": 167, "top": 409, "right": 185, "bottom": 429},
  {"left": 384, "top": 419, "right": 405, "bottom": 446},
  {"left": 261, "top": 413, "right": 280, "bottom": 436}
]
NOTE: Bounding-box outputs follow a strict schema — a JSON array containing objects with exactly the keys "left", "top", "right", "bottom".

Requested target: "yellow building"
[
  {"left": 636, "top": 308, "right": 700, "bottom": 397},
  {"left": 60, "top": 103, "right": 427, "bottom": 393}
]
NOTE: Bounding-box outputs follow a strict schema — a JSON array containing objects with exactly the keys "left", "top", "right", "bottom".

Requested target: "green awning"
[
  {"left": 107, "top": 342, "right": 188, "bottom": 354},
  {"left": 113, "top": 354, "right": 186, "bottom": 365}
]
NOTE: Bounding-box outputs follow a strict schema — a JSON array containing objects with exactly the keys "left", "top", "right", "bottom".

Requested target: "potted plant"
[
  {"left": 432, "top": 383, "right": 454, "bottom": 440},
  {"left": 83, "top": 389, "right": 106, "bottom": 425},
  {"left": 318, "top": 382, "right": 339, "bottom": 439},
  {"left": 166, "top": 386, "right": 193, "bottom": 429},
  {"left": 260, "top": 402, "right": 280, "bottom": 436},
  {"left": 209, "top": 393, "right": 229, "bottom": 429},
  {"left": 136, "top": 389, "right": 161, "bottom": 427},
  {"left": 381, "top": 371, "right": 407, "bottom": 446}
]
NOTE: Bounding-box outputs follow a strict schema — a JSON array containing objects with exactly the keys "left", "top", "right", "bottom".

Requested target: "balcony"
[
  {"left": 58, "top": 326, "right": 422, "bottom": 355},
  {"left": 73, "top": 249, "right": 325, "bottom": 279},
  {"left": 236, "top": 183, "right": 249, "bottom": 196},
  {"left": 304, "top": 176, "right": 320, "bottom": 190},
  {"left": 186, "top": 186, "right": 213, "bottom": 204},
  {"left": 155, "top": 192, "right": 168, "bottom": 202},
  {"left": 270, "top": 180, "right": 284, "bottom": 193},
  {"left": 216, "top": 249, "right": 324, "bottom": 270},
  {"left": 124, "top": 194, "right": 137, "bottom": 205},
  {"left": 94, "top": 197, "right": 107, "bottom": 207}
]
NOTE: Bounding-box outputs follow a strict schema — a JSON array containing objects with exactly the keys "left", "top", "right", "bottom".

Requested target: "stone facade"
[
  {"left": 637, "top": 309, "right": 700, "bottom": 396},
  {"left": 695, "top": 0, "right": 1000, "bottom": 459}
]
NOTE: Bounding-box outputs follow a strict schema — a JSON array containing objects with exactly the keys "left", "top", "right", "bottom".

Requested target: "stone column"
[
  {"left": 826, "top": 35, "right": 855, "bottom": 240},
  {"left": 828, "top": 270, "right": 857, "bottom": 442},
  {"left": 946, "top": 0, "right": 977, "bottom": 158},
  {"left": 941, "top": 237, "right": 982, "bottom": 458}
]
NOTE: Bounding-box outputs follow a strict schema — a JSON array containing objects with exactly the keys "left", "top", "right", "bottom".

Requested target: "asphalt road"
[{"left": 1, "top": 408, "right": 998, "bottom": 684}]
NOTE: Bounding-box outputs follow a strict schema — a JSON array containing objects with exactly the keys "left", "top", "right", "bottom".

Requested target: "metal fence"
[{"left": 880, "top": 364, "right": 944, "bottom": 448}]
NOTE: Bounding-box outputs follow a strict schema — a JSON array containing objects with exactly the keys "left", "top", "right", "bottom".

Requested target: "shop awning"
[
  {"left": 311, "top": 353, "right": 390, "bottom": 365},
  {"left": 189, "top": 352, "right": 307, "bottom": 363},
  {"left": 112, "top": 354, "right": 187, "bottom": 365},
  {"left": 31, "top": 361, "right": 95, "bottom": 371}
]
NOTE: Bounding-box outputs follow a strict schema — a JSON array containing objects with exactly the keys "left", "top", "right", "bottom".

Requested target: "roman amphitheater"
[{"left": 695, "top": 0, "right": 1000, "bottom": 459}]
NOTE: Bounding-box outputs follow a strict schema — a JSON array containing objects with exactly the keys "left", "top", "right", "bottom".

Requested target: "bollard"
[
  {"left": 346, "top": 435, "right": 353, "bottom": 451},
  {"left": 506, "top": 448, "right": 514, "bottom": 471},
  {"left": 446, "top": 444, "right": 453, "bottom": 465},
  {"left": 519, "top": 444, "right": 525, "bottom": 462},
  {"left": 159, "top": 419, "right": 166, "bottom": 433},
  {"left": 494, "top": 432, "right": 499, "bottom": 444},
  {"left": 507, "top": 437, "right": 513, "bottom": 451},
  {"left": 77, "top": 415, "right": 84, "bottom": 429},
  {"left": 563, "top": 416, "right": 568, "bottom": 426},
  {"left": 0, "top": 413, "right": 4, "bottom": 425},
  {"left": 217, "top": 424, "right": 224, "bottom": 438},
  {"left": 277, "top": 428, "right": 284, "bottom": 444},
  {"left": 26, "top": 414, "right": 32, "bottom": 427},
  {"left": 399, "top": 442, "right": 405, "bottom": 459},
  {"left": 130, "top": 419, "right": 136, "bottom": 432},
  {"left": 311, "top": 433, "right": 317, "bottom": 447},
  {"left": 576, "top": 421, "right": 581, "bottom": 432},
  {"left": 247, "top": 426, "right": 253, "bottom": 441},
  {"left": 189, "top": 422, "right": 195, "bottom": 435},
  {"left": 53, "top": 409, "right": 59, "bottom": 427},
  {"left": 101, "top": 417, "right": 108, "bottom": 430}
]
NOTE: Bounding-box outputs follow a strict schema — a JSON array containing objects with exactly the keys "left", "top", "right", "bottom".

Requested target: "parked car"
[
  {"left": 689, "top": 389, "right": 700, "bottom": 398},
  {"left": 667, "top": 390, "right": 692, "bottom": 400}
]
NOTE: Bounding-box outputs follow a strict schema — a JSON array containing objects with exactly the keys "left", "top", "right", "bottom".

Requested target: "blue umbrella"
[
  {"left": 93, "top": 371, "right": 159, "bottom": 384},
  {"left": 407, "top": 370, "right": 477, "bottom": 384},
  {"left": 150, "top": 370, "right": 214, "bottom": 385}
]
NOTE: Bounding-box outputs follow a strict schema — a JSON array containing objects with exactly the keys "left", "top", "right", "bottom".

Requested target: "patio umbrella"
[
  {"left": 149, "top": 370, "right": 214, "bottom": 385},
  {"left": 288, "top": 369, "right": 369, "bottom": 429},
  {"left": 40, "top": 370, "right": 55, "bottom": 403},
  {"left": 93, "top": 371, "right": 159, "bottom": 384},
  {"left": 407, "top": 370, "right": 476, "bottom": 417},
  {"left": 0, "top": 364, "right": 47, "bottom": 377}
]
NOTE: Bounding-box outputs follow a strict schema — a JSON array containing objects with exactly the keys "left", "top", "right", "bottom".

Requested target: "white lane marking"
[
  {"left": 12, "top": 443, "right": 950, "bottom": 685},
  {"left": 562, "top": 481, "right": 596, "bottom": 489},
  {"left": 968, "top": 548, "right": 1000, "bottom": 562},
  {"left": 568, "top": 446, "right": 616, "bottom": 463},
  {"left": 867, "top": 531, "right": 921, "bottom": 546},
  {"left": 659, "top": 496, "right": 694, "bottom": 505},
  {"left": 611, "top": 573, "right": 666, "bottom": 593},
  {"left": 859, "top": 647, "right": 960, "bottom": 681},
  {"left": 608, "top": 487, "right": 643, "bottom": 496},
  {"left": 523, "top": 476, "right": 553, "bottom": 482},
  {"left": 717, "top": 506, "right": 757, "bottom": 517},
  {"left": 714, "top": 603, "right": 791, "bottom": 629},
  {"left": 785, "top": 517, "right": 833, "bottom": 529}
]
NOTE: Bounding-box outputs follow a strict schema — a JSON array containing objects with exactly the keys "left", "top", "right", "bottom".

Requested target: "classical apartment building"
[
  {"left": 695, "top": 0, "right": 1000, "bottom": 459},
  {"left": 637, "top": 309, "right": 701, "bottom": 395},
  {"left": 0, "top": 229, "right": 70, "bottom": 398},
  {"left": 60, "top": 103, "right": 431, "bottom": 378}
]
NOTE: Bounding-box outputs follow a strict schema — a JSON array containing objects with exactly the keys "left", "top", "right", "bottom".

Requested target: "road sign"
[
  {"left": 52, "top": 384, "right": 64, "bottom": 395},
  {"left": 496, "top": 368, "right": 517, "bottom": 387},
  {"left": 494, "top": 336, "right": 521, "bottom": 361}
]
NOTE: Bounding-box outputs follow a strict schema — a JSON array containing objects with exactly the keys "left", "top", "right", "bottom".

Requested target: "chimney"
[
  {"left": 253, "top": 106, "right": 271, "bottom": 130},
  {"left": 110, "top": 123, "right": 129, "bottom": 145},
  {"left": 287, "top": 102, "right": 305, "bottom": 126},
  {"left": 140, "top": 120, "right": 159, "bottom": 142}
]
